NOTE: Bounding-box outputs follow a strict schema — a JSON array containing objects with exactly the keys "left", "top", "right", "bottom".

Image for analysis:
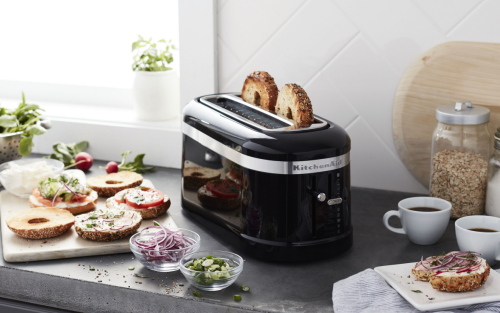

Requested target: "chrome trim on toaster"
[{"left": 182, "top": 122, "right": 350, "bottom": 175}]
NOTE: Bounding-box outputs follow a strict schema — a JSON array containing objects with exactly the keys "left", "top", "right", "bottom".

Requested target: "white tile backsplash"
[
  {"left": 216, "top": 0, "right": 497, "bottom": 193},
  {"left": 304, "top": 72, "right": 358, "bottom": 129},
  {"left": 334, "top": 0, "right": 446, "bottom": 77},
  {"left": 413, "top": 0, "right": 483, "bottom": 34},
  {"left": 219, "top": 0, "right": 359, "bottom": 92},
  {"left": 218, "top": 0, "right": 306, "bottom": 63},
  {"left": 322, "top": 35, "right": 400, "bottom": 155}
]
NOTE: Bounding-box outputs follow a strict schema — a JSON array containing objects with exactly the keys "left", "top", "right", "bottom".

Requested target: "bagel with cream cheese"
[
  {"left": 412, "top": 251, "right": 490, "bottom": 292},
  {"left": 106, "top": 187, "right": 170, "bottom": 219},
  {"left": 75, "top": 208, "right": 142, "bottom": 241},
  {"left": 29, "top": 175, "right": 97, "bottom": 215}
]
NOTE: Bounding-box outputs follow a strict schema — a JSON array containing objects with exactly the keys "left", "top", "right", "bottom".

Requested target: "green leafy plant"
[
  {"left": 118, "top": 151, "right": 155, "bottom": 173},
  {"left": 0, "top": 93, "right": 46, "bottom": 156},
  {"left": 132, "top": 36, "right": 176, "bottom": 72},
  {"left": 45, "top": 141, "right": 89, "bottom": 166}
]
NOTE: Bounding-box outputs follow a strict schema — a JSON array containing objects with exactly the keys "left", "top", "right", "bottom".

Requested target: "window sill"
[{"left": 0, "top": 98, "right": 182, "bottom": 168}]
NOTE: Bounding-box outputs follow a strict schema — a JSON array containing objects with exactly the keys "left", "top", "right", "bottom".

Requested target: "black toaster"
[{"left": 181, "top": 93, "right": 352, "bottom": 261}]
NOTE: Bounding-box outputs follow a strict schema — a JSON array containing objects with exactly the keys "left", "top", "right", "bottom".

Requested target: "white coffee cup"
[
  {"left": 456, "top": 216, "right": 500, "bottom": 265},
  {"left": 383, "top": 197, "right": 451, "bottom": 245}
]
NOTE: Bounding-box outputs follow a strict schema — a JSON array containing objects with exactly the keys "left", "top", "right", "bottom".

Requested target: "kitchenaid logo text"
[{"left": 293, "top": 159, "right": 343, "bottom": 171}]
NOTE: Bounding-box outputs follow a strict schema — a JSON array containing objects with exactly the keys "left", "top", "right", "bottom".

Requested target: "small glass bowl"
[
  {"left": 0, "top": 158, "right": 64, "bottom": 198},
  {"left": 129, "top": 228, "right": 200, "bottom": 272},
  {"left": 179, "top": 250, "right": 244, "bottom": 291}
]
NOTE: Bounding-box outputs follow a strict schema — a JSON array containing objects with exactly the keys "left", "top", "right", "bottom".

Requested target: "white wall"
[{"left": 216, "top": 0, "right": 498, "bottom": 194}]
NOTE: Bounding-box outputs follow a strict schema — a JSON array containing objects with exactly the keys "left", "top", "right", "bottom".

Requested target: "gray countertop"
[{"left": 0, "top": 158, "right": 485, "bottom": 313}]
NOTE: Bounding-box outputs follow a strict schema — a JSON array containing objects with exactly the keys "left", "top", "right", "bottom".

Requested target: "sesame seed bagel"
[
  {"left": 412, "top": 252, "right": 491, "bottom": 292},
  {"left": 275, "top": 83, "right": 314, "bottom": 126},
  {"left": 75, "top": 223, "right": 141, "bottom": 241},
  {"left": 87, "top": 171, "right": 143, "bottom": 197},
  {"left": 241, "top": 71, "right": 279, "bottom": 112},
  {"left": 75, "top": 209, "right": 142, "bottom": 241},
  {"left": 105, "top": 197, "right": 171, "bottom": 220},
  {"left": 412, "top": 260, "right": 434, "bottom": 282},
  {"left": 6, "top": 207, "right": 75, "bottom": 239},
  {"left": 430, "top": 263, "right": 491, "bottom": 292}
]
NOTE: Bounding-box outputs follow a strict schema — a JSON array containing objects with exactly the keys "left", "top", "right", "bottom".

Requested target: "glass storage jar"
[
  {"left": 429, "top": 101, "right": 490, "bottom": 218},
  {"left": 486, "top": 128, "right": 500, "bottom": 217}
]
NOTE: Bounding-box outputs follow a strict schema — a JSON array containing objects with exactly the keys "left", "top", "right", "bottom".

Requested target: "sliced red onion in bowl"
[{"left": 131, "top": 222, "right": 197, "bottom": 264}]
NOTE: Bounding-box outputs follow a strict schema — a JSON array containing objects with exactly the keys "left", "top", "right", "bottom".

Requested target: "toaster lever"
[
  {"left": 312, "top": 191, "right": 326, "bottom": 202},
  {"left": 327, "top": 198, "right": 343, "bottom": 205}
]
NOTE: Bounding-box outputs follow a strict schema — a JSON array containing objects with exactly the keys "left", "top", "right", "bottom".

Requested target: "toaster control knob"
[
  {"left": 328, "top": 198, "right": 343, "bottom": 205},
  {"left": 313, "top": 191, "right": 326, "bottom": 202}
]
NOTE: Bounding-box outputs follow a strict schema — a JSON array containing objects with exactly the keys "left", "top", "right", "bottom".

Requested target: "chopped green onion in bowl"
[{"left": 179, "top": 251, "right": 244, "bottom": 291}]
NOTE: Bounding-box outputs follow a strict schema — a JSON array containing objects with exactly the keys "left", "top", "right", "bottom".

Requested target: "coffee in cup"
[
  {"left": 456, "top": 215, "right": 500, "bottom": 265},
  {"left": 383, "top": 197, "right": 451, "bottom": 245}
]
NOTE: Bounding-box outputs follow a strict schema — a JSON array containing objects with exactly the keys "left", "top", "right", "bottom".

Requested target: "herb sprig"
[
  {"left": 45, "top": 141, "right": 89, "bottom": 167},
  {"left": 118, "top": 151, "right": 155, "bottom": 174}
]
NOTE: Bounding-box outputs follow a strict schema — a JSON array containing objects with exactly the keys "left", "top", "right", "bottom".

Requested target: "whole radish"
[
  {"left": 105, "top": 161, "right": 119, "bottom": 174},
  {"left": 75, "top": 152, "right": 93, "bottom": 171}
]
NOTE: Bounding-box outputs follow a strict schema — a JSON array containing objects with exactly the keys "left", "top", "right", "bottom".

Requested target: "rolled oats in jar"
[{"left": 429, "top": 101, "right": 490, "bottom": 218}]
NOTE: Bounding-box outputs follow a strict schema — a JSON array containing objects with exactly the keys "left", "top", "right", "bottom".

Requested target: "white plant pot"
[{"left": 132, "top": 70, "right": 180, "bottom": 121}]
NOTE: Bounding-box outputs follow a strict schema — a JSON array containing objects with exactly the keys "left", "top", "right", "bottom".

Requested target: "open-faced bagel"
[
  {"left": 74, "top": 208, "right": 142, "bottom": 241},
  {"left": 6, "top": 207, "right": 75, "bottom": 239},
  {"left": 275, "top": 83, "right": 314, "bottom": 126},
  {"left": 241, "top": 71, "right": 279, "bottom": 112},
  {"left": 87, "top": 171, "right": 143, "bottom": 197}
]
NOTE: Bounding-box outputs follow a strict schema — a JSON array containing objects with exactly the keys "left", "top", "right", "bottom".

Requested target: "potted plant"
[
  {"left": 0, "top": 93, "right": 48, "bottom": 163},
  {"left": 132, "top": 36, "right": 180, "bottom": 121}
]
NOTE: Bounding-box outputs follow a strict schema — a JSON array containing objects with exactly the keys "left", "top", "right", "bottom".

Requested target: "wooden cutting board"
[
  {"left": 1, "top": 179, "right": 177, "bottom": 262},
  {"left": 393, "top": 41, "right": 500, "bottom": 188}
]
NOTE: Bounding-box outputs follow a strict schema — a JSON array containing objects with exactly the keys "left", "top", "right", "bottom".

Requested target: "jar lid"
[{"left": 436, "top": 101, "right": 490, "bottom": 125}]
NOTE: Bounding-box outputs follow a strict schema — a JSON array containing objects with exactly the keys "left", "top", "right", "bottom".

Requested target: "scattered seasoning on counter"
[
  {"left": 134, "top": 273, "right": 148, "bottom": 278},
  {"left": 89, "top": 267, "right": 95, "bottom": 271},
  {"left": 240, "top": 285, "right": 250, "bottom": 292},
  {"left": 192, "top": 291, "right": 202, "bottom": 298},
  {"left": 428, "top": 298, "right": 435, "bottom": 300},
  {"left": 411, "top": 290, "right": 422, "bottom": 293},
  {"left": 178, "top": 283, "right": 184, "bottom": 286}
]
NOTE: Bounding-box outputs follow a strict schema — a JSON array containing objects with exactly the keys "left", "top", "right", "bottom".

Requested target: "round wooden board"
[{"left": 394, "top": 41, "right": 500, "bottom": 189}]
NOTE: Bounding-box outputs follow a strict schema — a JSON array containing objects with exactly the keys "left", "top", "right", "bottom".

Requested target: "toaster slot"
[
  {"left": 199, "top": 94, "right": 329, "bottom": 132},
  {"left": 202, "top": 95, "right": 291, "bottom": 129}
]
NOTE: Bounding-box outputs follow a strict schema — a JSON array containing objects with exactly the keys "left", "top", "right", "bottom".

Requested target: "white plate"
[{"left": 375, "top": 263, "right": 500, "bottom": 311}]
